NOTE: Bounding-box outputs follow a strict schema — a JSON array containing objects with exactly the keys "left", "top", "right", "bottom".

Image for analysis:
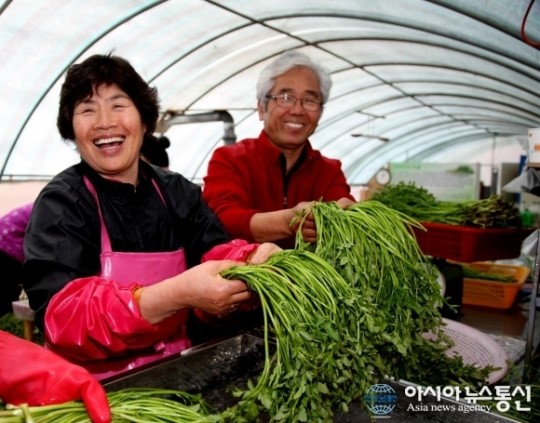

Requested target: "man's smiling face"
[{"left": 258, "top": 67, "right": 323, "bottom": 152}]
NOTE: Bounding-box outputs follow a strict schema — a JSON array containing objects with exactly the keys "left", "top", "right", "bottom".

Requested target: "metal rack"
[{"left": 524, "top": 228, "right": 540, "bottom": 383}]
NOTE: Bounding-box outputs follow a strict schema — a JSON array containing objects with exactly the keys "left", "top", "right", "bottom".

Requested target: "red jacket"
[{"left": 203, "top": 130, "right": 354, "bottom": 248}]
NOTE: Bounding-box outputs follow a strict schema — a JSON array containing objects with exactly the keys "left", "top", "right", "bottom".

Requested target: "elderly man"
[{"left": 203, "top": 50, "right": 355, "bottom": 249}]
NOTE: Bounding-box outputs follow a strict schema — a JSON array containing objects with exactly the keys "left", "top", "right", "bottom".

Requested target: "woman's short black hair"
[{"left": 57, "top": 53, "right": 159, "bottom": 141}]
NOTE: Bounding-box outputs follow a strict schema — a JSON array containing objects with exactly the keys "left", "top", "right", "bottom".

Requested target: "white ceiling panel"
[{"left": 0, "top": 0, "right": 539, "bottom": 185}]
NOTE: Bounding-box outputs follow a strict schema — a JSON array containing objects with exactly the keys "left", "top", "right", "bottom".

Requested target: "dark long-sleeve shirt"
[{"left": 23, "top": 160, "right": 231, "bottom": 327}]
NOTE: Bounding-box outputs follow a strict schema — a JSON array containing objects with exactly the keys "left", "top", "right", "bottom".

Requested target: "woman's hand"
[
  {"left": 247, "top": 242, "right": 282, "bottom": 264},
  {"left": 186, "top": 260, "right": 252, "bottom": 315},
  {"left": 140, "top": 244, "right": 282, "bottom": 322},
  {"left": 138, "top": 260, "right": 247, "bottom": 322},
  {"left": 188, "top": 245, "right": 281, "bottom": 315}
]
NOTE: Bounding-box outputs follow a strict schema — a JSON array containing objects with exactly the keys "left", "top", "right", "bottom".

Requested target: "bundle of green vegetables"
[
  {"left": 295, "top": 201, "right": 493, "bottom": 387},
  {"left": 0, "top": 388, "right": 221, "bottom": 422},
  {"left": 461, "top": 266, "right": 516, "bottom": 283},
  {"left": 370, "top": 181, "right": 522, "bottom": 228},
  {"left": 221, "top": 250, "right": 369, "bottom": 422},
  {"left": 219, "top": 201, "right": 493, "bottom": 421}
]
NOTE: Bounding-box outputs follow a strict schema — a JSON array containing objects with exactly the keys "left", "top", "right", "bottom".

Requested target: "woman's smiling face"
[{"left": 72, "top": 83, "right": 145, "bottom": 184}]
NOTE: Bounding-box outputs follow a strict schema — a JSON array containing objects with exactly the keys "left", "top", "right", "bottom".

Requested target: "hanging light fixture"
[{"left": 351, "top": 110, "right": 388, "bottom": 141}]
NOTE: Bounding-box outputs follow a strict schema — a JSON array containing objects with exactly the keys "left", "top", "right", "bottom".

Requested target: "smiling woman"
[{"left": 22, "top": 53, "right": 282, "bottom": 382}]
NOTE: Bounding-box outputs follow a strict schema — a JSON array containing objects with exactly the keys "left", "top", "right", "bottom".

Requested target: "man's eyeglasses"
[{"left": 265, "top": 94, "right": 323, "bottom": 112}]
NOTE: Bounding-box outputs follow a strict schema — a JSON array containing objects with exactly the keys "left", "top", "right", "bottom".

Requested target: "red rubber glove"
[{"left": 0, "top": 330, "right": 111, "bottom": 423}]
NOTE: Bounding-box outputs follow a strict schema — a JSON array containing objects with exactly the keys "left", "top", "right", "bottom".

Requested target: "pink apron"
[{"left": 83, "top": 176, "right": 191, "bottom": 381}]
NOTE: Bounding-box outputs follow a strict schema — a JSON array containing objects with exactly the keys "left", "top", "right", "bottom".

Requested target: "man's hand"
[{"left": 337, "top": 197, "right": 356, "bottom": 209}]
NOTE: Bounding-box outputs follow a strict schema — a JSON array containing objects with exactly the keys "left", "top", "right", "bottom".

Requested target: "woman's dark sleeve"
[
  {"left": 23, "top": 181, "right": 101, "bottom": 327},
  {"left": 161, "top": 173, "right": 232, "bottom": 266}
]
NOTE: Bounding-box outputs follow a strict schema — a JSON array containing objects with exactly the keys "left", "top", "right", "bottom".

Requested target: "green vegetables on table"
[
  {"left": 371, "top": 181, "right": 522, "bottom": 228},
  {"left": 1, "top": 200, "right": 497, "bottom": 423}
]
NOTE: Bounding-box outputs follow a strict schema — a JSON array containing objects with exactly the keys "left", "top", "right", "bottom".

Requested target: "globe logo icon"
[{"left": 364, "top": 383, "right": 398, "bottom": 416}]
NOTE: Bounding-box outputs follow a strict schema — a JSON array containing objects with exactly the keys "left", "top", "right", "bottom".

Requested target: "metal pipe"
[
  {"left": 159, "top": 110, "right": 236, "bottom": 144},
  {"left": 524, "top": 228, "right": 539, "bottom": 383}
]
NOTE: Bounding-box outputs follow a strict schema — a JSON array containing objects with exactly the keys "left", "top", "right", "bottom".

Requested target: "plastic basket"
[
  {"left": 423, "top": 318, "right": 509, "bottom": 385},
  {"left": 462, "top": 262, "right": 530, "bottom": 310},
  {"left": 411, "top": 223, "right": 531, "bottom": 262}
]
